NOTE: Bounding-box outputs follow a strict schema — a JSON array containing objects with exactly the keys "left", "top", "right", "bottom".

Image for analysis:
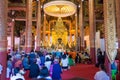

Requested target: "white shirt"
[
  {"left": 6, "top": 68, "right": 11, "bottom": 78},
  {"left": 36, "top": 58, "right": 41, "bottom": 67},
  {"left": 61, "top": 58, "right": 68, "bottom": 67},
  {"left": 10, "top": 73, "right": 25, "bottom": 80},
  {"left": 94, "top": 70, "right": 110, "bottom": 80},
  {"left": 45, "top": 61, "right": 52, "bottom": 70},
  {"left": 45, "top": 55, "right": 51, "bottom": 60},
  {"left": 37, "top": 76, "right": 52, "bottom": 80}
]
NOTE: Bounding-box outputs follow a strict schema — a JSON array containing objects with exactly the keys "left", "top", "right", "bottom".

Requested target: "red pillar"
[
  {"left": 79, "top": 1, "right": 84, "bottom": 51},
  {"left": 36, "top": 0, "right": 41, "bottom": 51},
  {"left": 25, "top": 0, "right": 33, "bottom": 53},
  {"left": 11, "top": 20, "right": 15, "bottom": 51},
  {"left": 105, "top": 54, "right": 111, "bottom": 78},
  {"left": 89, "top": 0, "right": 96, "bottom": 63},
  {"left": 115, "top": 0, "right": 120, "bottom": 79},
  {"left": 0, "top": 0, "right": 7, "bottom": 80}
]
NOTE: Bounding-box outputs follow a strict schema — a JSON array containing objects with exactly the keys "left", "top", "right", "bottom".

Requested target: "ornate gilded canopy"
[{"left": 43, "top": 1, "right": 77, "bottom": 17}]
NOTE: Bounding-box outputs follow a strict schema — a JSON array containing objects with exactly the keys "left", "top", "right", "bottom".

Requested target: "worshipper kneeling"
[
  {"left": 61, "top": 54, "right": 69, "bottom": 71},
  {"left": 10, "top": 67, "right": 25, "bottom": 80},
  {"left": 37, "top": 66, "right": 52, "bottom": 80},
  {"left": 68, "top": 55, "right": 75, "bottom": 67},
  {"left": 52, "top": 58, "right": 62, "bottom": 80}
]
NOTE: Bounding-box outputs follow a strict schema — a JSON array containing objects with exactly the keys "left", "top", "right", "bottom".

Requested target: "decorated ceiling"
[{"left": 7, "top": 0, "right": 104, "bottom": 37}]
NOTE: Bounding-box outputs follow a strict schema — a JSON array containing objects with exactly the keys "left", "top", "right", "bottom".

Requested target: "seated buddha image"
[{"left": 58, "top": 38, "right": 63, "bottom": 49}]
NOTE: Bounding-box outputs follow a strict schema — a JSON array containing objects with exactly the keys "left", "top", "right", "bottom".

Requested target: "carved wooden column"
[
  {"left": 89, "top": 0, "right": 96, "bottom": 63},
  {"left": 25, "top": 0, "right": 33, "bottom": 53},
  {"left": 75, "top": 12, "right": 78, "bottom": 52},
  {"left": 104, "top": 0, "right": 117, "bottom": 77},
  {"left": 11, "top": 20, "right": 15, "bottom": 51},
  {"left": 36, "top": 0, "right": 41, "bottom": 51},
  {"left": 0, "top": 0, "right": 7, "bottom": 79},
  {"left": 79, "top": 1, "right": 84, "bottom": 51},
  {"left": 115, "top": 0, "right": 120, "bottom": 79}
]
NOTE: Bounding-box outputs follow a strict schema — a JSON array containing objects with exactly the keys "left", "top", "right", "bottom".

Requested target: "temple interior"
[
  {"left": 0, "top": 0, "right": 120, "bottom": 80},
  {"left": 7, "top": 0, "right": 105, "bottom": 52}
]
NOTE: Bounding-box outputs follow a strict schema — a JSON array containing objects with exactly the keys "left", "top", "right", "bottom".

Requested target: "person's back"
[
  {"left": 61, "top": 54, "right": 68, "bottom": 69},
  {"left": 10, "top": 73, "right": 25, "bottom": 80},
  {"left": 97, "top": 52, "right": 104, "bottom": 67},
  {"left": 68, "top": 55, "right": 74, "bottom": 66},
  {"left": 29, "top": 60, "right": 40, "bottom": 79},
  {"left": 45, "top": 58, "right": 52, "bottom": 70},
  {"left": 52, "top": 58, "right": 62, "bottom": 80},
  {"left": 40, "top": 55, "right": 45, "bottom": 65},
  {"left": 94, "top": 70, "right": 110, "bottom": 80},
  {"left": 37, "top": 66, "right": 52, "bottom": 80},
  {"left": 94, "top": 64, "right": 110, "bottom": 80},
  {"left": 22, "top": 56, "right": 29, "bottom": 70},
  {"left": 10, "top": 67, "right": 25, "bottom": 80}
]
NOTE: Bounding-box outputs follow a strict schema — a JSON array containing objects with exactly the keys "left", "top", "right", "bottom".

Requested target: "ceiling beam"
[{"left": 8, "top": 6, "right": 26, "bottom": 11}]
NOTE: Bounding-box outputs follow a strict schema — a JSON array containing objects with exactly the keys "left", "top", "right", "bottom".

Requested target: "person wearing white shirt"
[
  {"left": 10, "top": 73, "right": 25, "bottom": 80},
  {"left": 94, "top": 64, "right": 110, "bottom": 80},
  {"left": 45, "top": 57, "right": 52, "bottom": 71},
  {"left": 10, "top": 68, "right": 25, "bottom": 80},
  {"left": 6, "top": 67, "right": 11, "bottom": 79},
  {"left": 61, "top": 54, "right": 69, "bottom": 70}
]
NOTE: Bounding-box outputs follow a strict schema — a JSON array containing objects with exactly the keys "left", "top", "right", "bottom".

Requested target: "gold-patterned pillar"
[
  {"left": 36, "top": 0, "right": 41, "bottom": 51},
  {"left": 11, "top": 20, "right": 15, "bottom": 51},
  {"left": 70, "top": 23, "right": 72, "bottom": 44},
  {"left": 75, "top": 13, "right": 78, "bottom": 52},
  {"left": 48, "top": 23, "right": 50, "bottom": 46},
  {"left": 79, "top": 1, "right": 84, "bottom": 51},
  {"left": 104, "top": 0, "right": 117, "bottom": 75},
  {"left": 43, "top": 14, "right": 46, "bottom": 47},
  {"left": 115, "top": 0, "right": 120, "bottom": 79},
  {"left": 0, "top": 0, "right": 7, "bottom": 79},
  {"left": 25, "top": 0, "right": 33, "bottom": 53},
  {"left": 89, "top": 0, "right": 96, "bottom": 63}
]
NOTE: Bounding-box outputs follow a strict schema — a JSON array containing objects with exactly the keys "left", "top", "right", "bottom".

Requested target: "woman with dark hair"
[
  {"left": 37, "top": 66, "right": 52, "bottom": 80},
  {"left": 96, "top": 51, "right": 104, "bottom": 67},
  {"left": 94, "top": 64, "right": 110, "bottom": 80},
  {"left": 29, "top": 59, "right": 40, "bottom": 79},
  {"left": 10, "top": 67, "right": 25, "bottom": 80}
]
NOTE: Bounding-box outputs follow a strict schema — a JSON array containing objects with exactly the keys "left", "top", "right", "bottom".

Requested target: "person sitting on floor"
[
  {"left": 61, "top": 54, "right": 69, "bottom": 71},
  {"left": 75, "top": 53, "right": 81, "bottom": 63},
  {"left": 10, "top": 67, "right": 25, "bottom": 80},
  {"left": 52, "top": 58, "right": 62, "bottom": 80},
  {"left": 37, "top": 66, "right": 52, "bottom": 80},
  {"left": 29, "top": 59, "right": 40, "bottom": 79},
  {"left": 68, "top": 55, "right": 75, "bottom": 66},
  {"left": 94, "top": 64, "right": 110, "bottom": 80}
]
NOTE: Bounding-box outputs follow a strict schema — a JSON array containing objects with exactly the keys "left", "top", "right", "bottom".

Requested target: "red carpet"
[
  {"left": 61, "top": 64, "right": 99, "bottom": 80},
  {"left": 24, "top": 64, "right": 99, "bottom": 80}
]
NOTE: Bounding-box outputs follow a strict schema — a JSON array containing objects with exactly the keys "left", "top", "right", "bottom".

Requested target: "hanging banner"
[{"left": 104, "top": 0, "right": 117, "bottom": 63}]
